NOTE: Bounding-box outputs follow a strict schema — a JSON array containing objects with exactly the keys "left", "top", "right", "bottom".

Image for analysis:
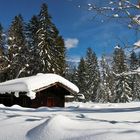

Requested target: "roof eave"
[{"left": 33, "top": 82, "right": 79, "bottom": 95}]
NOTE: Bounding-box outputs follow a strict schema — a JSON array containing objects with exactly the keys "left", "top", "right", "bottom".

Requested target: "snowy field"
[{"left": 0, "top": 102, "right": 140, "bottom": 140}]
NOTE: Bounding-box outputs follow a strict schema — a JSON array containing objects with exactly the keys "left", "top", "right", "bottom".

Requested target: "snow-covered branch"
[
  {"left": 113, "top": 70, "right": 140, "bottom": 77},
  {"left": 134, "top": 40, "right": 140, "bottom": 48},
  {"left": 0, "top": 64, "right": 10, "bottom": 72},
  {"left": 79, "top": 0, "right": 140, "bottom": 30},
  {"left": 16, "top": 64, "right": 29, "bottom": 78}
]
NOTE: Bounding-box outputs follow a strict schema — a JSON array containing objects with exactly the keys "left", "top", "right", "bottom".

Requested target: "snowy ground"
[{"left": 0, "top": 102, "right": 140, "bottom": 140}]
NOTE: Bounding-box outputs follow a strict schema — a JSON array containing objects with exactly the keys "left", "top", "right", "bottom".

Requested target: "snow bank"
[
  {"left": 0, "top": 73, "right": 79, "bottom": 99},
  {"left": 26, "top": 114, "right": 98, "bottom": 140},
  {"left": 26, "top": 109, "right": 140, "bottom": 140},
  {"left": 0, "top": 104, "right": 5, "bottom": 108},
  {"left": 0, "top": 102, "right": 140, "bottom": 140},
  {"left": 26, "top": 115, "right": 76, "bottom": 140}
]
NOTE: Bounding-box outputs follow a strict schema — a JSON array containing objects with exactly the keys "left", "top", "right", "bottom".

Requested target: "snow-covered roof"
[{"left": 0, "top": 73, "right": 79, "bottom": 99}]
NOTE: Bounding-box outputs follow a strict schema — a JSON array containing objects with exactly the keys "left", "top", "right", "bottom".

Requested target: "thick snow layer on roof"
[{"left": 0, "top": 73, "right": 79, "bottom": 99}]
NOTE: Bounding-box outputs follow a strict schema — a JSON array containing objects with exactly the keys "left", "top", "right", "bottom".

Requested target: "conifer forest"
[{"left": 0, "top": 3, "right": 140, "bottom": 103}]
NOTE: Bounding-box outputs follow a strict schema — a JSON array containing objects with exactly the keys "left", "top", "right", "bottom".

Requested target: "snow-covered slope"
[{"left": 0, "top": 102, "right": 140, "bottom": 140}]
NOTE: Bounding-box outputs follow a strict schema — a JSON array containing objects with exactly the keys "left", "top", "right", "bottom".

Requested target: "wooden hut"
[{"left": 0, "top": 73, "right": 79, "bottom": 108}]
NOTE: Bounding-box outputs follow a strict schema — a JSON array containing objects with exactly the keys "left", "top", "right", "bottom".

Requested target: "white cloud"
[{"left": 64, "top": 38, "right": 79, "bottom": 49}]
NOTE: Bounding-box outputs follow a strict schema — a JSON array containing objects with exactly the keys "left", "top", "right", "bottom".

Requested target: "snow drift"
[
  {"left": 27, "top": 115, "right": 78, "bottom": 140},
  {"left": 0, "top": 102, "right": 140, "bottom": 140}
]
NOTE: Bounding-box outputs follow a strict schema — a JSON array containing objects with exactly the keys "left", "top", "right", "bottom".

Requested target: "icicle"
[{"left": 14, "top": 92, "right": 19, "bottom": 98}]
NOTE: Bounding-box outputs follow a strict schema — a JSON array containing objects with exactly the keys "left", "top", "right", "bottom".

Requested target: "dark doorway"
[
  {"left": 47, "top": 97, "right": 55, "bottom": 107},
  {"left": 31, "top": 84, "right": 70, "bottom": 107}
]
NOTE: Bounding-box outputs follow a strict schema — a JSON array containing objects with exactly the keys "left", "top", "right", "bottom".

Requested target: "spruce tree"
[
  {"left": 132, "top": 74, "right": 140, "bottom": 101},
  {"left": 77, "top": 57, "right": 88, "bottom": 100},
  {"left": 129, "top": 51, "right": 138, "bottom": 70},
  {"left": 7, "top": 15, "right": 29, "bottom": 79},
  {"left": 129, "top": 51, "right": 139, "bottom": 100},
  {"left": 70, "top": 66, "right": 78, "bottom": 86},
  {"left": 26, "top": 15, "right": 41, "bottom": 75},
  {"left": 53, "top": 35, "right": 66, "bottom": 76},
  {"left": 37, "top": 3, "right": 66, "bottom": 74},
  {"left": 0, "top": 23, "right": 8, "bottom": 82},
  {"left": 0, "top": 23, "right": 5, "bottom": 70},
  {"left": 36, "top": 3, "right": 52, "bottom": 73},
  {"left": 112, "top": 45, "right": 127, "bottom": 74},
  {"left": 138, "top": 52, "right": 140, "bottom": 67},
  {"left": 96, "top": 55, "right": 112, "bottom": 103},
  {"left": 85, "top": 48, "right": 100, "bottom": 102},
  {"left": 65, "top": 64, "right": 78, "bottom": 86},
  {"left": 112, "top": 46, "right": 132, "bottom": 102},
  {"left": 114, "top": 75, "right": 132, "bottom": 102}
]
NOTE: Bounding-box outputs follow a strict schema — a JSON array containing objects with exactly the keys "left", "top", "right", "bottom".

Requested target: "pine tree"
[
  {"left": 112, "top": 45, "right": 127, "bottom": 74},
  {"left": 96, "top": 55, "right": 112, "bottom": 103},
  {"left": 138, "top": 52, "right": 140, "bottom": 67},
  {"left": 85, "top": 48, "right": 100, "bottom": 102},
  {"left": 0, "top": 23, "right": 8, "bottom": 82},
  {"left": 71, "top": 66, "right": 78, "bottom": 86},
  {"left": 77, "top": 57, "right": 88, "bottom": 100},
  {"left": 37, "top": 3, "right": 66, "bottom": 74},
  {"left": 114, "top": 75, "right": 132, "bottom": 102},
  {"left": 112, "top": 46, "right": 132, "bottom": 103},
  {"left": 0, "top": 23, "right": 5, "bottom": 70},
  {"left": 51, "top": 35, "right": 66, "bottom": 76},
  {"left": 132, "top": 74, "right": 140, "bottom": 101},
  {"left": 129, "top": 51, "right": 138, "bottom": 70},
  {"left": 65, "top": 64, "right": 78, "bottom": 86},
  {"left": 7, "top": 15, "right": 29, "bottom": 79},
  {"left": 26, "top": 15, "right": 41, "bottom": 75},
  {"left": 129, "top": 51, "right": 139, "bottom": 100},
  {"left": 35, "top": 3, "right": 52, "bottom": 73}
]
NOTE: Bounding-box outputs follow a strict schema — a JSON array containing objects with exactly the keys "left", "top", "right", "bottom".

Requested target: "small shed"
[{"left": 0, "top": 73, "right": 79, "bottom": 108}]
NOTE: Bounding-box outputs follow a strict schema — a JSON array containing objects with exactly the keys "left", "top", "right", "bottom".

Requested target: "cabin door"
[{"left": 47, "top": 97, "right": 55, "bottom": 107}]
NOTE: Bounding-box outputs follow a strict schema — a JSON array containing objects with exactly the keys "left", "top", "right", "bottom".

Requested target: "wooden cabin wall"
[
  {"left": 0, "top": 94, "right": 14, "bottom": 106},
  {"left": 31, "top": 85, "right": 70, "bottom": 108},
  {"left": 15, "top": 95, "right": 31, "bottom": 107},
  {"left": 0, "top": 84, "right": 72, "bottom": 108}
]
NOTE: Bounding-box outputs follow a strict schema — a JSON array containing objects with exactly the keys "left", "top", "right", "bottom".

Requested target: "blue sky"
[{"left": 0, "top": 0, "right": 139, "bottom": 62}]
